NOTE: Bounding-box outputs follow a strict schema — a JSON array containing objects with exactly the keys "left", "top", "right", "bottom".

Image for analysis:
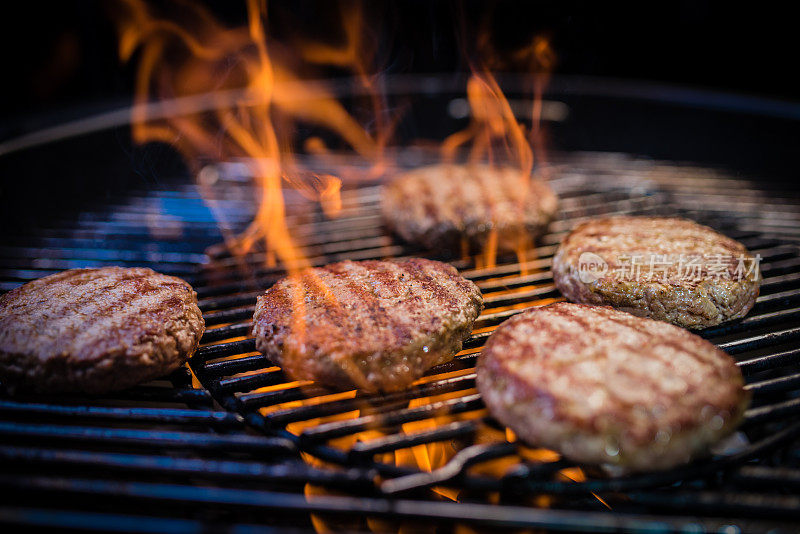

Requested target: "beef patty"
[
  {"left": 0, "top": 267, "right": 205, "bottom": 394},
  {"left": 381, "top": 164, "right": 558, "bottom": 252},
  {"left": 251, "top": 258, "right": 483, "bottom": 392},
  {"left": 476, "top": 302, "right": 749, "bottom": 474},
  {"left": 552, "top": 216, "right": 760, "bottom": 329}
]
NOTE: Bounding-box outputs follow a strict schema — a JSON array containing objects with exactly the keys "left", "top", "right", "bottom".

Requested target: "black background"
[
  {"left": 1, "top": 0, "right": 798, "bottom": 137},
  {"left": 1, "top": 0, "right": 798, "bottom": 224},
  {"left": 0, "top": 0, "right": 798, "bottom": 236}
]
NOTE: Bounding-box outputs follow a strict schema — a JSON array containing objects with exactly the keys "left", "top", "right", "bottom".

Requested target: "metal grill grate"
[{"left": 2, "top": 152, "right": 800, "bottom": 532}]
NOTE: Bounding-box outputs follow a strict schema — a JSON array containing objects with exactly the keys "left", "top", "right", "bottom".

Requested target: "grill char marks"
[
  {"left": 476, "top": 302, "right": 750, "bottom": 474},
  {"left": 0, "top": 267, "right": 205, "bottom": 394},
  {"left": 251, "top": 258, "right": 483, "bottom": 393},
  {"left": 381, "top": 164, "right": 558, "bottom": 252},
  {"left": 552, "top": 216, "right": 761, "bottom": 329}
]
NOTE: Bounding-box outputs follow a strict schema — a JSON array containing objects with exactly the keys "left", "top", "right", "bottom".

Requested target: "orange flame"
[
  {"left": 115, "top": 0, "right": 397, "bottom": 365},
  {"left": 114, "top": 0, "right": 385, "bottom": 267},
  {"left": 295, "top": 1, "right": 394, "bottom": 178},
  {"left": 443, "top": 32, "right": 555, "bottom": 271},
  {"left": 116, "top": 5, "right": 572, "bottom": 529},
  {"left": 520, "top": 34, "right": 556, "bottom": 180}
]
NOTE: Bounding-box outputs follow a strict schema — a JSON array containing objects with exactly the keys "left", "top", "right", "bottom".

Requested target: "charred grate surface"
[{"left": 2, "top": 152, "right": 800, "bottom": 532}]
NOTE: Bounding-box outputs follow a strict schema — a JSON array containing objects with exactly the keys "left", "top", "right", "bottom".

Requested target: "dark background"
[
  {"left": 1, "top": 0, "right": 797, "bottom": 138},
  {"left": 1, "top": 0, "right": 798, "bottom": 226}
]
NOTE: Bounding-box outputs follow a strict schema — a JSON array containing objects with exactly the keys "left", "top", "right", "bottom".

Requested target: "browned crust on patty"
[
  {"left": 476, "top": 302, "right": 750, "bottom": 474},
  {"left": 251, "top": 258, "right": 483, "bottom": 392},
  {"left": 381, "top": 164, "right": 558, "bottom": 252},
  {"left": 0, "top": 267, "right": 205, "bottom": 394},
  {"left": 552, "top": 216, "right": 760, "bottom": 329}
]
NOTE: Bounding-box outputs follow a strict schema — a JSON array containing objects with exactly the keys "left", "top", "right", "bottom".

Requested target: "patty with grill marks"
[
  {"left": 477, "top": 302, "right": 749, "bottom": 474},
  {"left": 381, "top": 164, "right": 558, "bottom": 252},
  {"left": 251, "top": 258, "right": 483, "bottom": 392},
  {"left": 552, "top": 216, "right": 760, "bottom": 329},
  {"left": 0, "top": 267, "right": 205, "bottom": 394}
]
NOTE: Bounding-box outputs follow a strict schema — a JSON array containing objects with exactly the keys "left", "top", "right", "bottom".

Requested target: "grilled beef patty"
[
  {"left": 552, "top": 216, "right": 760, "bottom": 329},
  {"left": 381, "top": 164, "right": 557, "bottom": 252},
  {"left": 252, "top": 258, "right": 483, "bottom": 392},
  {"left": 477, "top": 302, "right": 749, "bottom": 474},
  {"left": 0, "top": 267, "right": 205, "bottom": 394}
]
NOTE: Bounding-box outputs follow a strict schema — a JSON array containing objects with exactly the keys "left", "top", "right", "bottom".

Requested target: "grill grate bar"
[
  {"left": 761, "top": 270, "right": 800, "bottom": 289},
  {"left": 192, "top": 240, "right": 800, "bottom": 318},
  {"left": 6, "top": 152, "right": 800, "bottom": 530},
  {"left": 200, "top": 322, "right": 251, "bottom": 343},
  {"left": 388, "top": 420, "right": 800, "bottom": 497},
  {"left": 192, "top": 203, "right": 675, "bottom": 290},
  {"left": 0, "top": 445, "right": 375, "bottom": 489},
  {"left": 198, "top": 244, "right": 413, "bottom": 283},
  {"left": 0, "top": 508, "right": 220, "bottom": 534},
  {"left": 476, "top": 270, "right": 552, "bottom": 291},
  {"left": 744, "top": 372, "right": 800, "bottom": 394},
  {"left": 0, "top": 400, "right": 243, "bottom": 428},
  {"left": 209, "top": 236, "right": 398, "bottom": 270},
  {"left": 213, "top": 369, "right": 287, "bottom": 396},
  {"left": 202, "top": 354, "right": 271, "bottom": 376},
  {"left": 699, "top": 307, "right": 800, "bottom": 340},
  {"left": 732, "top": 466, "right": 800, "bottom": 490},
  {"left": 760, "top": 257, "right": 800, "bottom": 276},
  {"left": 236, "top": 386, "right": 322, "bottom": 412},
  {"left": 202, "top": 306, "right": 256, "bottom": 325},
  {"left": 200, "top": 191, "right": 664, "bottom": 267},
  {"left": 381, "top": 441, "right": 518, "bottom": 495},
  {"left": 0, "top": 421, "right": 296, "bottom": 454},
  {"left": 195, "top": 289, "right": 800, "bottom": 405},
  {"left": 2, "top": 474, "right": 769, "bottom": 532},
  {"left": 482, "top": 285, "right": 560, "bottom": 307},
  {"left": 744, "top": 398, "right": 800, "bottom": 424},
  {"left": 0, "top": 246, "right": 208, "bottom": 266},
  {"left": 626, "top": 490, "right": 800, "bottom": 519},
  {"left": 348, "top": 420, "right": 480, "bottom": 459},
  {"left": 206, "top": 361, "right": 797, "bottom": 459},
  {"left": 10, "top": 385, "right": 214, "bottom": 408},
  {"left": 718, "top": 325, "right": 800, "bottom": 354},
  {"left": 748, "top": 293, "right": 800, "bottom": 320},
  {"left": 236, "top": 385, "right": 325, "bottom": 411},
  {"left": 200, "top": 355, "right": 798, "bottom": 449},
  {"left": 198, "top": 291, "right": 263, "bottom": 312},
  {"left": 195, "top": 339, "right": 257, "bottom": 363},
  {"left": 738, "top": 348, "right": 800, "bottom": 374},
  {"left": 299, "top": 394, "right": 484, "bottom": 444},
  {"left": 263, "top": 374, "right": 477, "bottom": 427}
]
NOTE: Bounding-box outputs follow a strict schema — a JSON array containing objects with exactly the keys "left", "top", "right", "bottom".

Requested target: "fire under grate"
[{"left": 2, "top": 151, "right": 800, "bottom": 533}]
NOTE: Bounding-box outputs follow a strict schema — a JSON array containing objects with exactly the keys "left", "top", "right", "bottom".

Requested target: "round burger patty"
[
  {"left": 552, "top": 216, "right": 760, "bottom": 329},
  {"left": 0, "top": 267, "right": 205, "bottom": 394},
  {"left": 477, "top": 302, "right": 749, "bottom": 474},
  {"left": 252, "top": 258, "right": 483, "bottom": 392},
  {"left": 381, "top": 164, "right": 558, "bottom": 252}
]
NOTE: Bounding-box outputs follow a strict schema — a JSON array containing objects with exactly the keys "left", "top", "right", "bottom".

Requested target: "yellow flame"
[
  {"left": 442, "top": 33, "right": 555, "bottom": 268},
  {"left": 114, "top": 0, "right": 387, "bottom": 270}
]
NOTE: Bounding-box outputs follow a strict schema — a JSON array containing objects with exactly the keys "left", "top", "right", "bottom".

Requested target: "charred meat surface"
[
  {"left": 477, "top": 302, "right": 749, "bottom": 474},
  {"left": 552, "top": 216, "right": 760, "bottom": 329},
  {"left": 0, "top": 267, "right": 205, "bottom": 394},
  {"left": 252, "top": 258, "right": 483, "bottom": 392},
  {"left": 381, "top": 164, "right": 557, "bottom": 252}
]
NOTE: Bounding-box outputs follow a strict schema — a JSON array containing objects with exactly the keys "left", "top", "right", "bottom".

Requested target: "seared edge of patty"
[
  {"left": 252, "top": 258, "right": 483, "bottom": 392},
  {"left": 381, "top": 164, "right": 558, "bottom": 251},
  {"left": 552, "top": 216, "right": 760, "bottom": 329},
  {"left": 476, "top": 302, "right": 749, "bottom": 474},
  {"left": 0, "top": 267, "right": 205, "bottom": 394}
]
